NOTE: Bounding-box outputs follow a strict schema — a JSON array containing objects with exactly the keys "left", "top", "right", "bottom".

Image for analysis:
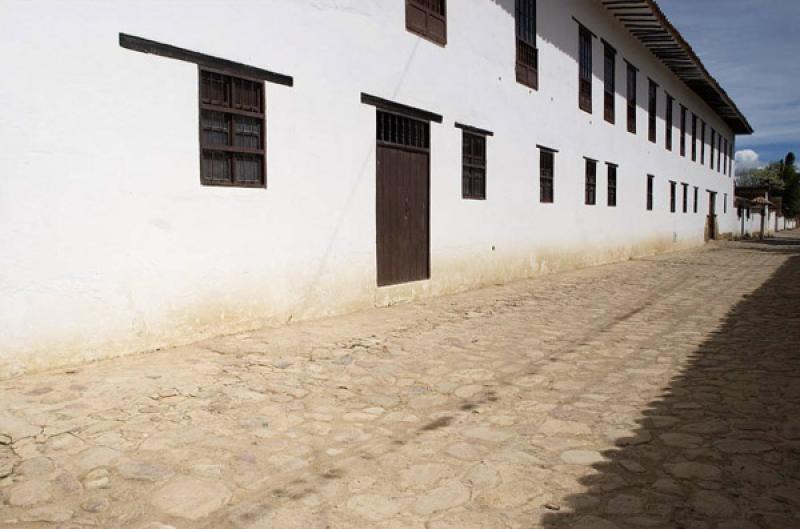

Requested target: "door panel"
[{"left": 376, "top": 145, "right": 429, "bottom": 286}]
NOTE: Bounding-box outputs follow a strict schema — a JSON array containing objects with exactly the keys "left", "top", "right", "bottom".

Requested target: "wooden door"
[
  {"left": 707, "top": 191, "right": 717, "bottom": 240},
  {"left": 375, "top": 111, "right": 430, "bottom": 287}
]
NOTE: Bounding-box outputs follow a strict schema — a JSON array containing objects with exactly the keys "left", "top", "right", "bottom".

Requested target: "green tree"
[
  {"left": 780, "top": 152, "right": 800, "bottom": 217},
  {"left": 736, "top": 162, "right": 784, "bottom": 190}
]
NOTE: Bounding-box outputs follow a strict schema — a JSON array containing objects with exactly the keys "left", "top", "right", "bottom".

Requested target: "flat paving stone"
[{"left": 1, "top": 233, "right": 799, "bottom": 528}]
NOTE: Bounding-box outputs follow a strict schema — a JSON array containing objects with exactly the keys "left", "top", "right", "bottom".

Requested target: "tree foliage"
[{"left": 736, "top": 152, "right": 800, "bottom": 217}]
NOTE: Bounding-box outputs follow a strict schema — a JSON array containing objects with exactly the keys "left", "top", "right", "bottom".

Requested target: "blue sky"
[{"left": 658, "top": 0, "right": 799, "bottom": 170}]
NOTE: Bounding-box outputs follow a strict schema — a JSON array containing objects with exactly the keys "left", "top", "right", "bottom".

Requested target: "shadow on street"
[{"left": 542, "top": 240, "right": 800, "bottom": 528}]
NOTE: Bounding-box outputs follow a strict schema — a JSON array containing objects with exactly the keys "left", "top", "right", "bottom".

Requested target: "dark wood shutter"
[
  {"left": 691, "top": 114, "right": 698, "bottom": 161},
  {"left": 585, "top": 159, "right": 597, "bottom": 205},
  {"left": 626, "top": 63, "right": 637, "bottom": 133},
  {"left": 604, "top": 44, "right": 615, "bottom": 123},
  {"left": 670, "top": 181, "right": 677, "bottom": 213},
  {"left": 579, "top": 27, "right": 592, "bottom": 113},
  {"left": 406, "top": 0, "right": 447, "bottom": 45},
  {"left": 648, "top": 80, "right": 657, "bottom": 143},
  {"left": 682, "top": 183, "right": 689, "bottom": 213},
  {"left": 515, "top": 0, "right": 538, "bottom": 90},
  {"left": 679, "top": 105, "right": 687, "bottom": 157},
  {"left": 647, "top": 174, "right": 654, "bottom": 211},
  {"left": 199, "top": 68, "right": 265, "bottom": 188},
  {"left": 665, "top": 94, "right": 673, "bottom": 150},
  {"left": 710, "top": 129, "right": 716, "bottom": 170},
  {"left": 700, "top": 121, "right": 706, "bottom": 164},
  {"left": 607, "top": 164, "right": 617, "bottom": 207},
  {"left": 462, "top": 131, "right": 487, "bottom": 200},
  {"left": 539, "top": 148, "right": 554, "bottom": 203}
]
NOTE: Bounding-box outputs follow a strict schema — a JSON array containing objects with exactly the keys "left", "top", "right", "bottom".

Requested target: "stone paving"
[{"left": 2, "top": 233, "right": 800, "bottom": 529}]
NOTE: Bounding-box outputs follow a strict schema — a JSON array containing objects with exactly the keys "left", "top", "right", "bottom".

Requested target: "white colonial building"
[{"left": 0, "top": 0, "right": 753, "bottom": 377}]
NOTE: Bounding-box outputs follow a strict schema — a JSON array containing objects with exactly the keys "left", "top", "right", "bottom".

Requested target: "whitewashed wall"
[{"left": 0, "top": 0, "right": 742, "bottom": 376}]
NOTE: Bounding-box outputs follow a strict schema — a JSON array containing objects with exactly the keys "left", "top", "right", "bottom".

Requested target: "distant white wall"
[{"left": 0, "top": 0, "right": 742, "bottom": 376}]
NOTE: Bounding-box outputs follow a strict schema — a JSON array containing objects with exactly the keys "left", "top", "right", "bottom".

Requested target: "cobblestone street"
[{"left": 1, "top": 233, "right": 799, "bottom": 529}]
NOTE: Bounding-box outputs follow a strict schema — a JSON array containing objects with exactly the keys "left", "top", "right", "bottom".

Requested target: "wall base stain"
[{"left": 1, "top": 235, "right": 707, "bottom": 380}]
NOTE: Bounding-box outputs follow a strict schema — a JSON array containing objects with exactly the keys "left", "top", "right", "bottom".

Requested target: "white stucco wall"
[{"left": 0, "top": 0, "right": 743, "bottom": 377}]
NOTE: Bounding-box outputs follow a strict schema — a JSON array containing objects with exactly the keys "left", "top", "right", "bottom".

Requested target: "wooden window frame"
[
  {"left": 603, "top": 42, "right": 615, "bottom": 124},
  {"left": 717, "top": 132, "right": 722, "bottom": 172},
  {"left": 585, "top": 158, "right": 597, "bottom": 206},
  {"left": 515, "top": 0, "right": 538, "bottom": 90},
  {"left": 578, "top": 26, "right": 593, "bottom": 114},
  {"left": 648, "top": 79, "right": 657, "bottom": 143},
  {"left": 607, "top": 163, "right": 617, "bottom": 207},
  {"left": 646, "top": 174, "right": 654, "bottom": 211},
  {"left": 691, "top": 114, "right": 698, "bottom": 162},
  {"left": 723, "top": 138, "right": 729, "bottom": 176},
  {"left": 670, "top": 181, "right": 677, "bottom": 213},
  {"left": 700, "top": 120, "right": 706, "bottom": 164},
  {"left": 679, "top": 105, "right": 687, "bottom": 157},
  {"left": 665, "top": 93, "right": 673, "bottom": 151},
  {"left": 710, "top": 128, "right": 716, "bottom": 170},
  {"left": 539, "top": 147, "right": 556, "bottom": 203},
  {"left": 406, "top": 0, "right": 447, "bottom": 46},
  {"left": 626, "top": 62, "right": 637, "bottom": 134},
  {"left": 694, "top": 185, "right": 699, "bottom": 213},
  {"left": 461, "top": 129, "right": 487, "bottom": 200},
  {"left": 199, "top": 67, "right": 266, "bottom": 188}
]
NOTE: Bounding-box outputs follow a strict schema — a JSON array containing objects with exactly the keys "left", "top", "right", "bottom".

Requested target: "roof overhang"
[{"left": 599, "top": 0, "right": 753, "bottom": 135}]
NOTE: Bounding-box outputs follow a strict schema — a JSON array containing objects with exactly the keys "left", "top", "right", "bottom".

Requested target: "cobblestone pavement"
[{"left": 2, "top": 233, "right": 800, "bottom": 529}]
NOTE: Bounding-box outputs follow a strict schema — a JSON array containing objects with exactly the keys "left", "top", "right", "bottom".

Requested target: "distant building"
[{"left": 0, "top": 0, "right": 753, "bottom": 376}]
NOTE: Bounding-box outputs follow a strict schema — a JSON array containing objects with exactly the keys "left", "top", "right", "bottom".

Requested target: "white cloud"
[{"left": 735, "top": 149, "right": 765, "bottom": 173}]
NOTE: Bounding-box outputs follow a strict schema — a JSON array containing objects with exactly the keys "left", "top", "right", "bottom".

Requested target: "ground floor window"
[
  {"left": 461, "top": 130, "right": 487, "bottom": 200},
  {"left": 647, "top": 174, "right": 654, "bottom": 211},
  {"left": 682, "top": 183, "right": 689, "bottom": 213},
  {"left": 607, "top": 163, "right": 617, "bottom": 207},
  {"left": 694, "top": 186, "right": 699, "bottom": 213},
  {"left": 539, "top": 147, "right": 555, "bottom": 203},
  {"left": 585, "top": 159, "right": 597, "bottom": 205}
]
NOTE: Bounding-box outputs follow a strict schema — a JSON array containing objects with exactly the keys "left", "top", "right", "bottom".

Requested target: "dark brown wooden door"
[{"left": 375, "top": 111, "right": 430, "bottom": 287}]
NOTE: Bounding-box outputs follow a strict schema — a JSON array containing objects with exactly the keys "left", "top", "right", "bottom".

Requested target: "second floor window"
[
  {"left": 691, "top": 114, "right": 698, "bottom": 162},
  {"left": 406, "top": 0, "right": 447, "bottom": 46},
  {"left": 723, "top": 138, "right": 729, "bottom": 175},
  {"left": 515, "top": 0, "right": 538, "bottom": 89},
  {"left": 648, "top": 80, "right": 657, "bottom": 143},
  {"left": 701, "top": 121, "right": 706, "bottom": 164},
  {"left": 627, "top": 62, "right": 637, "bottom": 133},
  {"left": 607, "top": 163, "right": 617, "bottom": 207},
  {"left": 604, "top": 43, "right": 615, "bottom": 123},
  {"left": 579, "top": 26, "right": 592, "bottom": 113},
  {"left": 680, "top": 105, "right": 687, "bottom": 157},
  {"left": 585, "top": 159, "right": 597, "bottom": 205},
  {"left": 711, "top": 129, "right": 716, "bottom": 170},
  {"left": 539, "top": 148, "right": 555, "bottom": 203},
  {"left": 665, "top": 94, "right": 674, "bottom": 151}
]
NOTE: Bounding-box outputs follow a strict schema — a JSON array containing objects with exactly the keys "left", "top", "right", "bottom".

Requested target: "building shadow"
[{"left": 542, "top": 242, "right": 800, "bottom": 528}]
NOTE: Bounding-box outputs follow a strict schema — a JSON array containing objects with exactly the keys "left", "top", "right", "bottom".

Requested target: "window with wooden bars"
[
  {"left": 607, "top": 163, "right": 617, "bottom": 207},
  {"left": 515, "top": 0, "right": 538, "bottom": 89},
  {"left": 626, "top": 63, "right": 637, "bottom": 134},
  {"left": 648, "top": 80, "right": 657, "bottom": 143},
  {"left": 539, "top": 147, "right": 555, "bottom": 203},
  {"left": 665, "top": 94, "right": 673, "bottom": 151},
  {"left": 670, "top": 181, "right": 677, "bottom": 213},
  {"left": 694, "top": 186, "right": 699, "bottom": 213},
  {"left": 462, "top": 131, "right": 486, "bottom": 200},
  {"left": 700, "top": 120, "right": 706, "bottom": 164},
  {"left": 585, "top": 159, "right": 597, "bottom": 205},
  {"left": 679, "top": 105, "right": 687, "bottom": 157},
  {"left": 603, "top": 43, "right": 615, "bottom": 123},
  {"left": 691, "top": 114, "right": 698, "bottom": 161},
  {"left": 723, "top": 138, "right": 729, "bottom": 175},
  {"left": 717, "top": 133, "right": 722, "bottom": 172},
  {"left": 578, "top": 27, "right": 592, "bottom": 113},
  {"left": 646, "top": 174, "right": 654, "bottom": 211},
  {"left": 711, "top": 128, "right": 716, "bottom": 170},
  {"left": 199, "top": 69, "right": 265, "bottom": 188},
  {"left": 406, "top": 0, "right": 447, "bottom": 46},
  {"left": 682, "top": 182, "right": 689, "bottom": 213}
]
